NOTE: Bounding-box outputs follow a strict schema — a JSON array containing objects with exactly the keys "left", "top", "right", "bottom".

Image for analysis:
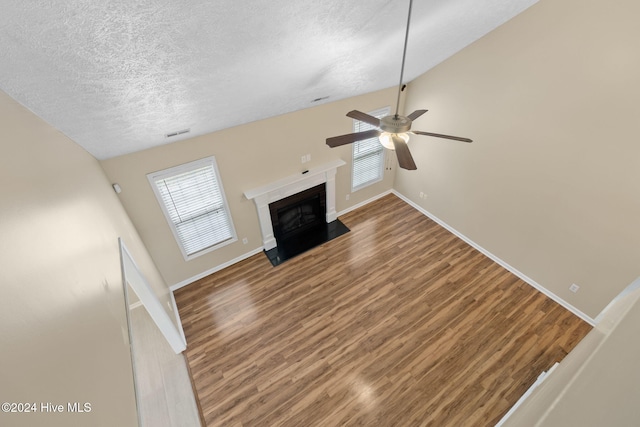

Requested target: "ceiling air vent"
[
  {"left": 165, "top": 128, "right": 191, "bottom": 138},
  {"left": 311, "top": 96, "right": 330, "bottom": 103}
]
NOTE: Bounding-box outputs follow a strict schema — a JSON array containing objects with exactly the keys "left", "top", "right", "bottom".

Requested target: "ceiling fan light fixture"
[
  {"left": 379, "top": 132, "right": 409, "bottom": 150},
  {"left": 324, "top": 0, "right": 471, "bottom": 170}
]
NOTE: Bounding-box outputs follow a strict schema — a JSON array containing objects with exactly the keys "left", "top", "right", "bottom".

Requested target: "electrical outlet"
[
  {"left": 346, "top": 194, "right": 350, "bottom": 201},
  {"left": 301, "top": 155, "right": 306, "bottom": 164},
  {"left": 419, "top": 192, "right": 424, "bottom": 199},
  {"left": 305, "top": 154, "right": 311, "bottom": 162},
  {"left": 569, "top": 284, "right": 580, "bottom": 293},
  {"left": 242, "top": 237, "right": 248, "bottom": 244}
]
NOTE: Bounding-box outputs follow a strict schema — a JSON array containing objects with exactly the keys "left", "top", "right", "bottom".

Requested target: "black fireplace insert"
[
  {"left": 269, "top": 184, "right": 326, "bottom": 242},
  {"left": 265, "top": 183, "right": 349, "bottom": 266}
]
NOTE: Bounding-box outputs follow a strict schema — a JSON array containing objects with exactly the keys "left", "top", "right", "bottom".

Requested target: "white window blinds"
[
  {"left": 148, "top": 157, "right": 236, "bottom": 260},
  {"left": 352, "top": 107, "right": 389, "bottom": 191}
]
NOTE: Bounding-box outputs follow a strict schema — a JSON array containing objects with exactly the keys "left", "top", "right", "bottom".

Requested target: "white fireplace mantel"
[{"left": 244, "top": 159, "right": 346, "bottom": 250}]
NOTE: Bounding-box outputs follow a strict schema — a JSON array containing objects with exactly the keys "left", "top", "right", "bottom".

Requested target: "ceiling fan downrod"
[
  {"left": 394, "top": 0, "right": 413, "bottom": 118},
  {"left": 324, "top": 0, "right": 472, "bottom": 172}
]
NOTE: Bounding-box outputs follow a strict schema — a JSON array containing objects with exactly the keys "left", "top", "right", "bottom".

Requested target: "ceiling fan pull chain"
[{"left": 394, "top": 0, "right": 413, "bottom": 117}]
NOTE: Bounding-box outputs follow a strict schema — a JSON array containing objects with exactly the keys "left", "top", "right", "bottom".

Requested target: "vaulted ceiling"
[{"left": 0, "top": 0, "right": 537, "bottom": 159}]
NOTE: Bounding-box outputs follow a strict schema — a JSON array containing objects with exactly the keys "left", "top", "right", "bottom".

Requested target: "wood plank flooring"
[{"left": 175, "top": 194, "right": 591, "bottom": 426}]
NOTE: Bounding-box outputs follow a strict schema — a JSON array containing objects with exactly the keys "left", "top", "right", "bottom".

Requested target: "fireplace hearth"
[{"left": 242, "top": 160, "right": 349, "bottom": 266}]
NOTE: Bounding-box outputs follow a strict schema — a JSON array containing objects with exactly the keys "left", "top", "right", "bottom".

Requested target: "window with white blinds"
[
  {"left": 352, "top": 107, "right": 390, "bottom": 191},
  {"left": 147, "top": 156, "right": 237, "bottom": 260}
]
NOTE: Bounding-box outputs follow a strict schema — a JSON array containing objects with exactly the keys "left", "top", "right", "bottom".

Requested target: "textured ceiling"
[{"left": 0, "top": 0, "right": 537, "bottom": 159}]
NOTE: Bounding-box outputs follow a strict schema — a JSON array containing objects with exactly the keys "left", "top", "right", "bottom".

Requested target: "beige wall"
[
  {"left": 100, "top": 87, "right": 399, "bottom": 286},
  {"left": 395, "top": 0, "right": 640, "bottom": 319},
  {"left": 5, "top": 1, "right": 640, "bottom": 424},
  {"left": 100, "top": 0, "right": 640, "bottom": 319},
  {"left": 0, "top": 89, "right": 169, "bottom": 427}
]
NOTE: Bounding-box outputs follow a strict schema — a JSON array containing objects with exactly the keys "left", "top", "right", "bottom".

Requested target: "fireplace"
[
  {"left": 243, "top": 160, "right": 349, "bottom": 266},
  {"left": 264, "top": 181, "right": 347, "bottom": 264},
  {"left": 269, "top": 184, "right": 326, "bottom": 244}
]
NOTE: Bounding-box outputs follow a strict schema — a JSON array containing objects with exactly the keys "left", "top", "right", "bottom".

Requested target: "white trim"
[
  {"left": 337, "top": 189, "right": 393, "bottom": 217},
  {"left": 243, "top": 159, "right": 346, "bottom": 200},
  {"left": 120, "top": 260, "right": 143, "bottom": 427},
  {"left": 594, "top": 276, "right": 640, "bottom": 324},
  {"left": 495, "top": 362, "right": 560, "bottom": 427},
  {"left": 147, "top": 156, "right": 237, "bottom": 261},
  {"left": 168, "top": 189, "right": 596, "bottom": 326},
  {"left": 120, "top": 239, "right": 187, "bottom": 353},
  {"left": 169, "top": 290, "right": 187, "bottom": 346},
  {"left": 243, "top": 159, "right": 346, "bottom": 250},
  {"left": 170, "top": 189, "right": 394, "bottom": 292},
  {"left": 391, "top": 190, "right": 596, "bottom": 326},
  {"left": 128, "top": 300, "right": 143, "bottom": 310},
  {"left": 172, "top": 190, "right": 393, "bottom": 291},
  {"left": 170, "top": 246, "right": 265, "bottom": 291},
  {"left": 128, "top": 290, "right": 181, "bottom": 338}
]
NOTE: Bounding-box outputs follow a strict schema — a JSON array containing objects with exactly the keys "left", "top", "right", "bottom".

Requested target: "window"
[
  {"left": 147, "top": 156, "right": 236, "bottom": 260},
  {"left": 352, "top": 106, "right": 390, "bottom": 191}
]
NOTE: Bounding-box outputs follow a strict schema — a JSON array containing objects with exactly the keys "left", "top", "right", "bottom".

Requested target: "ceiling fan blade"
[
  {"left": 406, "top": 109, "right": 428, "bottom": 121},
  {"left": 392, "top": 135, "right": 417, "bottom": 170},
  {"left": 326, "top": 129, "right": 381, "bottom": 147},
  {"left": 412, "top": 130, "right": 473, "bottom": 143},
  {"left": 346, "top": 110, "right": 381, "bottom": 127}
]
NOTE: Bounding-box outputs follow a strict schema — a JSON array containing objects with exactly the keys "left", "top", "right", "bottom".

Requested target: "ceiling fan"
[{"left": 326, "top": 0, "right": 472, "bottom": 170}]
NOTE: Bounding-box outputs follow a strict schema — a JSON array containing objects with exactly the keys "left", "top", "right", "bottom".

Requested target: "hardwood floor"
[{"left": 175, "top": 194, "right": 591, "bottom": 426}]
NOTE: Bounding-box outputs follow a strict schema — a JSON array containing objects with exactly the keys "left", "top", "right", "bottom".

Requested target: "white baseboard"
[
  {"left": 392, "top": 190, "right": 596, "bottom": 326},
  {"left": 337, "top": 189, "right": 393, "bottom": 217},
  {"left": 167, "top": 189, "right": 594, "bottom": 326},
  {"left": 170, "top": 246, "right": 265, "bottom": 292},
  {"left": 169, "top": 190, "right": 393, "bottom": 293}
]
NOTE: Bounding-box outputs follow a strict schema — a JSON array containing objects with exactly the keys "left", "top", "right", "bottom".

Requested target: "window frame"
[
  {"left": 147, "top": 156, "right": 237, "bottom": 261},
  {"left": 351, "top": 106, "right": 390, "bottom": 192}
]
